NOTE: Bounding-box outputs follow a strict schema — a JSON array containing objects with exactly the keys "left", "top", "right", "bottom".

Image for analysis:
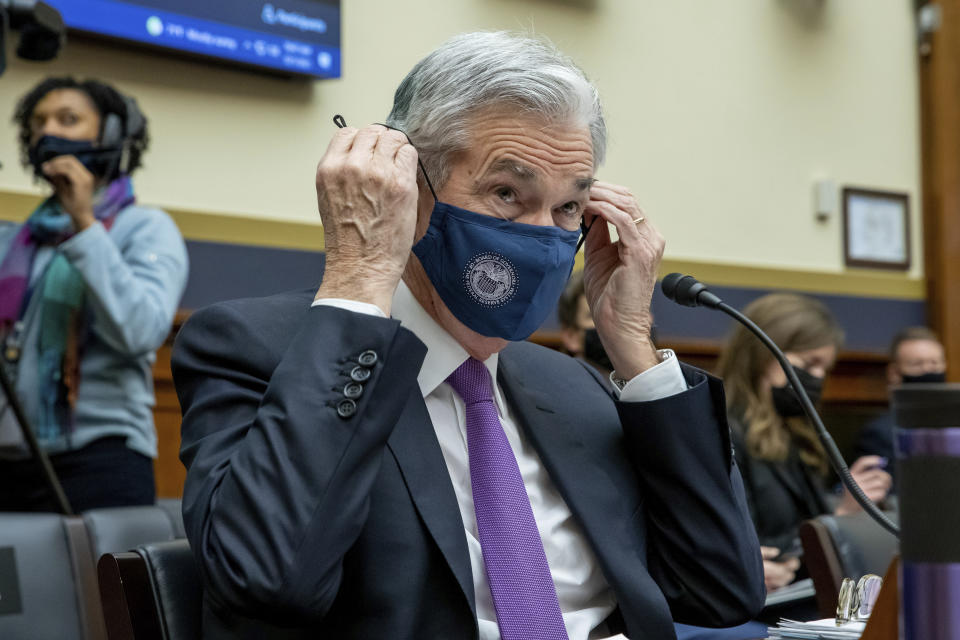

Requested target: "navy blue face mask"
[
  {"left": 28, "top": 135, "right": 120, "bottom": 180},
  {"left": 413, "top": 201, "right": 580, "bottom": 340},
  {"left": 333, "top": 115, "right": 586, "bottom": 341}
]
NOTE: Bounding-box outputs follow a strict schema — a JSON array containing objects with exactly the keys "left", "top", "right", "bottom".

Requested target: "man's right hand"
[{"left": 314, "top": 124, "right": 420, "bottom": 316}]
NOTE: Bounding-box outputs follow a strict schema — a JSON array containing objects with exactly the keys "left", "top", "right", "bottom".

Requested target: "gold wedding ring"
[{"left": 632, "top": 216, "right": 646, "bottom": 225}]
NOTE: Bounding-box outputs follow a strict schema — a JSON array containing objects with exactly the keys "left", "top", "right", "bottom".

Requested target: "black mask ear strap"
[
  {"left": 576, "top": 216, "right": 595, "bottom": 253},
  {"left": 332, "top": 114, "right": 439, "bottom": 203}
]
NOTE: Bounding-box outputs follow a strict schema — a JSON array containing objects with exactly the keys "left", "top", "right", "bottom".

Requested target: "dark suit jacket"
[
  {"left": 851, "top": 412, "right": 896, "bottom": 486},
  {"left": 729, "top": 417, "right": 831, "bottom": 553},
  {"left": 171, "top": 288, "right": 765, "bottom": 640}
]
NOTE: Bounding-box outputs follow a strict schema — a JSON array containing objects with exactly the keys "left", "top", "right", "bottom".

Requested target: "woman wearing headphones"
[{"left": 0, "top": 77, "right": 188, "bottom": 512}]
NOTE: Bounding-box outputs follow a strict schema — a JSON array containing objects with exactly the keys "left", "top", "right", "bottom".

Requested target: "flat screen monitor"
[{"left": 45, "top": 0, "right": 341, "bottom": 78}]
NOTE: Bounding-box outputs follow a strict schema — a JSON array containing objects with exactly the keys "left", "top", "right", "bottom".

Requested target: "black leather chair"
[
  {"left": 799, "top": 511, "right": 899, "bottom": 618},
  {"left": 154, "top": 499, "right": 186, "bottom": 539},
  {"left": 82, "top": 504, "right": 182, "bottom": 561},
  {"left": 98, "top": 539, "right": 202, "bottom": 640},
  {"left": 0, "top": 513, "right": 106, "bottom": 640}
]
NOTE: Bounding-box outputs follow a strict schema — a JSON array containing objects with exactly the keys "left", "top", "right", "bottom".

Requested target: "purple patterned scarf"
[{"left": 0, "top": 176, "right": 135, "bottom": 439}]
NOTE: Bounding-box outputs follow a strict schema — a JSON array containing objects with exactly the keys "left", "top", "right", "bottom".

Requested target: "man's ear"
[{"left": 887, "top": 362, "right": 902, "bottom": 386}]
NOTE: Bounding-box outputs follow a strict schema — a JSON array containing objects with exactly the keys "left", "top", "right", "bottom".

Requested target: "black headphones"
[{"left": 99, "top": 93, "right": 145, "bottom": 175}]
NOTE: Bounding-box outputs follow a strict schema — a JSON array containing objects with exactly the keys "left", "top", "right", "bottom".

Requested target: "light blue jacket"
[{"left": 0, "top": 204, "right": 188, "bottom": 459}]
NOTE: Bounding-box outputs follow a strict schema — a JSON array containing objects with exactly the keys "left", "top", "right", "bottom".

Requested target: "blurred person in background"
[
  {"left": 0, "top": 77, "right": 188, "bottom": 512},
  {"left": 557, "top": 269, "right": 613, "bottom": 379},
  {"left": 851, "top": 326, "right": 947, "bottom": 484},
  {"left": 716, "top": 293, "right": 892, "bottom": 593}
]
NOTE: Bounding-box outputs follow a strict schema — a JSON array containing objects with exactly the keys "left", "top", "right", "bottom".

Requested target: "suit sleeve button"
[
  {"left": 344, "top": 382, "right": 363, "bottom": 399},
  {"left": 358, "top": 350, "right": 378, "bottom": 366},
  {"left": 350, "top": 366, "right": 372, "bottom": 382},
  {"left": 337, "top": 399, "right": 357, "bottom": 418}
]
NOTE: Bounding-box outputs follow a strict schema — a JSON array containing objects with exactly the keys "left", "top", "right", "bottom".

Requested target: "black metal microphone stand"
[
  {"left": 716, "top": 300, "right": 900, "bottom": 537},
  {"left": 660, "top": 273, "right": 899, "bottom": 537},
  {"left": 0, "top": 360, "right": 73, "bottom": 515}
]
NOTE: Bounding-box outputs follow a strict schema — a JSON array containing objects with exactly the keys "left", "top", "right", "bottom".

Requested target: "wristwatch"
[{"left": 611, "top": 349, "right": 671, "bottom": 390}]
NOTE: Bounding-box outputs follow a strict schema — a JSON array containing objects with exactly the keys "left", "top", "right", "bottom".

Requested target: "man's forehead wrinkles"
[
  {"left": 486, "top": 158, "right": 538, "bottom": 181},
  {"left": 479, "top": 152, "right": 592, "bottom": 180},
  {"left": 478, "top": 157, "right": 594, "bottom": 190}
]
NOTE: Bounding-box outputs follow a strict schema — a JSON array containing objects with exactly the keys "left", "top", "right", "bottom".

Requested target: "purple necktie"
[{"left": 447, "top": 358, "right": 569, "bottom": 640}]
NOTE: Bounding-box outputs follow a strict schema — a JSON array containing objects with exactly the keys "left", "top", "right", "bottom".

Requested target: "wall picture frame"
[{"left": 842, "top": 187, "right": 910, "bottom": 270}]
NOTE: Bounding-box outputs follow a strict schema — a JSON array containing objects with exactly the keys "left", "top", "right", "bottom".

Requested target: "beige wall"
[{"left": 0, "top": 0, "right": 921, "bottom": 279}]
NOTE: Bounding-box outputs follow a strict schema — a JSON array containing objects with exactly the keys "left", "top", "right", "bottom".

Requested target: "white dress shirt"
[{"left": 313, "top": 282, "right": 687, "bottom": 640}]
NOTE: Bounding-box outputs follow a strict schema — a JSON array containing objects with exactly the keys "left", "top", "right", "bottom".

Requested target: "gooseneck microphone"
[{"left": 661, "top": 273, "right": 900, "bottom": 537}]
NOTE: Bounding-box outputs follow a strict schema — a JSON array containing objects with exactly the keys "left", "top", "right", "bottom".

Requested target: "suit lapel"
[
  {"left": 386, "top": 389, "right": 476, "bottom": 616},
  {"left": 496, "top": 348, "right": 644, "bottom": 584}
]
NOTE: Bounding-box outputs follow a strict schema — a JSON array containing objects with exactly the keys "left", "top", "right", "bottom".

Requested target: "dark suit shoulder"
[
  {"left": 177, "top": 288, "right": 314, "bottom": 351},
  {"left": 860, "top": 411, "right": 895, "bottom": 436},
  {"left": 506, "top": 339, "right": 584, "bottom": 369},
  {"left": 184, "top": 288, "right": 316, "bottom": 336},
  {"left": 171, "top": 288, "right": 321, "bottom": 407},
  {"left": 505, "top": 339, "right": 611, "bottom": 390},
  {"left": 506, "top": 338, "right": 568, "bottom": 360},
  {"left": 851, "top": 411, "right": 896, "bottom": 466}
]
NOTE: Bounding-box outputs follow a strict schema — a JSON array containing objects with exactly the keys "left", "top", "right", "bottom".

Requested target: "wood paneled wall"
[
  {"left": 152, "top": 314, "right": 188, "bottom": 499},
  {"left": 919, "top": 0, "right": 960, "bottom": 381},
  {"left": 529, "top": 333, "right": 889, "bottom": 405}
]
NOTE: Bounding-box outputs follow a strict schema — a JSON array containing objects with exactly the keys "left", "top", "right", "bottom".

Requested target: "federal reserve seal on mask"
[{"left": 463, "top": 253, "right": 518, "bottom": 307}]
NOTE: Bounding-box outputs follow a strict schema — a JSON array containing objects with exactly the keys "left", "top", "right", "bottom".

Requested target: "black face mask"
[
  {"left": 771, "top": 366, "right": 824, "bottom": 418},
  {"left": 28, "top": 135, "right": 120, "bottom": 181},
  {"left": 901, "top": 371, "right": 947, "bottom": 384},
  {"left": 583, "top": 328, "right": 614, "bottom": 372}
]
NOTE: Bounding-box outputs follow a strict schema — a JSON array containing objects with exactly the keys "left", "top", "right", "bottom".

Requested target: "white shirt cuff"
[
  {"left": 311, "top": 298, "right": 387, "bottom": 318},
  {"left": 612, "top": 349, "right": 688, "bottom": 402}
]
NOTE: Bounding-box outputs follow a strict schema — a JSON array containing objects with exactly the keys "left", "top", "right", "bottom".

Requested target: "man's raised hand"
[{"left": 314, "top": 125, "right": 420, "bottom": 315}]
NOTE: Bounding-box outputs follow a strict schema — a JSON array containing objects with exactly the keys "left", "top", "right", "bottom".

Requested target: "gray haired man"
[{"left": 174, "top": 32, "right": 764, "bottom": 640}]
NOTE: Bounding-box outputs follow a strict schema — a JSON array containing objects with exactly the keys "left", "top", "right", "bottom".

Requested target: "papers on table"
[{"left": 767, "top": 617, "right": 866, "bottom": 639}]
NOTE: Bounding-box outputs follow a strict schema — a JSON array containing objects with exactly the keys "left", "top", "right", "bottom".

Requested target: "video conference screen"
[{"left": 46, "top": 0, "right": 341, "bottom": 78}]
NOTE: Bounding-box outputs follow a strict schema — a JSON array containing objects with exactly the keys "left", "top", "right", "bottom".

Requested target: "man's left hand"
[
  {"left": 582, "top": 181, "right": 664, "bottom": 380},
  {"left": 42, "top": 155, "right": 97, "bottom": 232}
]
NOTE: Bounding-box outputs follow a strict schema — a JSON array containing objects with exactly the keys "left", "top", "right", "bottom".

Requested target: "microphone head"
[
  {"left": 676, "top": 276, "right": 706, "bottom": 307},
  {"left": 661, "top": 272, "right": 723, "bottom": 308},
  {"left": 660, "top": 273, "right": 687, "bottom": 303},
  {"left": 661, "top": 273, "right": 700, "bottom": 306}
]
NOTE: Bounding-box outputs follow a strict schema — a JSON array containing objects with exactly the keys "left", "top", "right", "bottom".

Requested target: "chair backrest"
[
  {"left": 81, "top": 503, "right": 189, "bottom": 640},
  {"left": 82, "top": 505, "right": 179, "bottom": 561},
  {"left": 799, "top": 511, "right": 899, "bottom": 618},
  {"left": 154, "top": 499, "right": 186, "bottom": 539},
  {"left": 98, "top": 539, "right": 201, "bottom": 640},
  {"left": 0, "top": 512, "right": 105, "bottom": 640}
]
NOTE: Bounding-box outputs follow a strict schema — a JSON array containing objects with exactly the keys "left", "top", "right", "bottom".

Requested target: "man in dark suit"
[
  {"left": 172, "top": 32, "right": 765, "bottom": 640},
  {"left": 851, "top": 326, "right": 948, "bottom": 486}
]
